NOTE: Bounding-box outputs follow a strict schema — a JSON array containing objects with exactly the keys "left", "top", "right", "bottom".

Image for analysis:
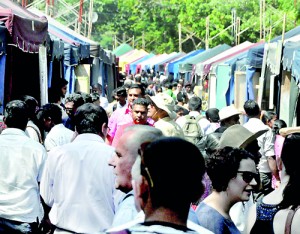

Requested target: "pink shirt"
[
  {"left": 111, "top": 122, "right": 134, "bottom": 147},
  {"left": 108, "top": 105, "right": 133, "bottom": 141},
  {"left": 272, "top": 134, "right": 285, "bottom": 188},
  {"left": 274, "top": 134, "right": 285, "bottom": 159},
  {"left": 111, "top": 120, "right": 155, "bottom": 148}
]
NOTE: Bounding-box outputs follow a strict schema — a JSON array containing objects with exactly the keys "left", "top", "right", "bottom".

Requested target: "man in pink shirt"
[
  {"left": 107, "top": 84, "right": 145, "bottom": 145},
  {"left": 111, "top": 98, "right": 154, "bottom": 147}
]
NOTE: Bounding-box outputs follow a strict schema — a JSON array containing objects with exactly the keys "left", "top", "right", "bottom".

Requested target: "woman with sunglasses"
[
  {"left": 247, "top": 132, "right": 300, "bottom": 234},
  {"left": 191, "top": 147, "right": 258, "bottom": 234}
]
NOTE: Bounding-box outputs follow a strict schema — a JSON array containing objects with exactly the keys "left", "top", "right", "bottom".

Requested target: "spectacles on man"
[
  {"left": 237, "top": 171, "right": 259, "bottom": 183},
  {"left": 141, "top": 164, "right": 154, "bottom": 188},
  {"left": 139, "top": 143, "right": 154, "bottom": 188}
]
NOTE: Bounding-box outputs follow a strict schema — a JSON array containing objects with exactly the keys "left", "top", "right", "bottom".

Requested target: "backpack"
[{"left": 182, "top": 114, "right": 204, "bottom": 147}]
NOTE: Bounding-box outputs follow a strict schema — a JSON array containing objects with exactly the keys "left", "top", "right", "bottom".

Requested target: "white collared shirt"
[
  {"left": 40, "top": 133, "right": 117, "bottom": 233},
  {"left": 244, "top": 118, "right": 275, "bottom": 173},
  {"left": 106, "top": 210, "right": 213, "bottom": 234},
  {"left": 0, "top": 128, "right": 47, "bottom": 222},
  {"left": 111, "top": 190, "right": 138, "bottom": 228},
  {"left": 25, "top": 120, "right": 42, "bottom": 143},
  {"left": 44, "top": 123, "right": 75, "bottom": 152}
]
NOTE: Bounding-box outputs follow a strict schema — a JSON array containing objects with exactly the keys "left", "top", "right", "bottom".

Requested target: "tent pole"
[
  {"left": 178, "top": 23, "right": 182, "bottom": 52},
  {"left": 39, "top": 45, "right": 48, "bottom": 105},
  {"left": 205, "top": 16, "right": 209, "bottom": 49}
]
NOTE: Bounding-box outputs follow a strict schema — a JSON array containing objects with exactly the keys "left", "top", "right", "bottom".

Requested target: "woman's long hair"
[{"left": 279, "top": 133, "right": 300, "bottom": 209}]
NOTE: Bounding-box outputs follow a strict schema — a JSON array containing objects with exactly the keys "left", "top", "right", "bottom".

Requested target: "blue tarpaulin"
[
  {"left": 215, "top": 51, "right": 249, "bottom": 109},
  {"left": 0, "top": 24, "right": 7, "bottom": 55},
  {"left": 0, "top": 54, "right": 5, "bottom": 114},
  {"left": 64, "top": 65, "right": 76, "bottom": 95},
  {"left": 246, "top": 67, "right": 256, "bottom": 100},
  {"left": 179, "top": 44, "right": 231, "bottom": 73},
  {"left": 245, "top": 26, "right": 300, "bottom": 104},
  {"left": 153, "top": 52, "right": 183, "bottom": 71},
  {"left": 282, "top": 40, "right": 300, "bottom": 72},
  {"left": 130, "top": 53, "right": 155, "bottom": 74},
  {"left": 167, "top": 49, "right": 204, "bottom": 79},
  {"left": 247, "top": 26, "right": 300, "bottom": 68},
  {"left": 292, "top": 49, "right": 300, "bottom": 83},
  {"left": 0, "top": 24, "right": 6, "bottom": 114},
  {"left": 32, "top": 8, "right": 117, "bottom": 100},
  {"left": 48, "top": 23, "right": 90, "bottom": 64}
]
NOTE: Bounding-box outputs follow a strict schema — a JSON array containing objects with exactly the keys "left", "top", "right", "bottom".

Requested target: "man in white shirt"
[
  {"left": 243, "top": 100, "right": 279, "bottom": 198},
  {"left": 176, "top": 96, "right": 206, "bottom": 133},
  {"left": 0, "top": 100, "right": 47, "bottom": 233},
  {"left": 91, "top": 83, "right": 109, "bottom": 109},
  {"left": 40, "top": 103, "right": 117, "bottom": 233},
  {"left": 38, "top": 103, "right": 74, "bottom": 152},
  {"left": 176, "top": 97, "right": 209, "bottom": 149},
  {"left": 21, "top": 95, "right": 43, "bottom": 143}
]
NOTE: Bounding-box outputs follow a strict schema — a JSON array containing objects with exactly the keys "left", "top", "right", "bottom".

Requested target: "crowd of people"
[{"left": 0, "top": 72, "right": 299, "bottom": 234}]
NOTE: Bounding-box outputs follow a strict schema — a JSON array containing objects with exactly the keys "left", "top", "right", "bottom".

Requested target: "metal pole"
[
  {"left": 236, "top": 17, "right": 240, "bottom": 45},
  {"left": 132, "top": 35, "right": 135, "bottom": 48},
  {"left": 260, "top": 0, "right": 263, "bottom": 40},
  {"left": 178, "top": 23, "right": 182, "bottom": 52},
  {"left": 295, "top": 0, "right": 297, "bottom": 27},
  {"left": 87, "top": 0, "right": 94, "bottom": 38},
  {"left": 45, "top": 0, "right": 49, "bottom": 15},
  {"left": 205, "top": 16, "right": 209, "bottom": 49},
  {"left": 263, "top": 0, "right": 266, "bottom": 40},
  {"left": 142, "top": 31, "right": 145, "bottom": 50},
  {"left": 232, "top": 8, "right": 236, "bottom": 45},
  {"left": 84, "top": 11, "right": 87, "bottom": 36},
  {"left": 282, "top": 13, "right": 286, "bottom": 42},
  {"left": 39, "top": 45, "right": 48, "bottom": 105},
  {"left": 113, "top": 35, "right": 116, "bottom": 50}
]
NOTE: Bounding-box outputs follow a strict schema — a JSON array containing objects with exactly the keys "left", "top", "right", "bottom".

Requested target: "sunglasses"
[
  {"left": 65, "top": 107, "right": 73, "bottom": 112},
  {"left": 237, "top": 171, "right": 259, "bottom": 183}
]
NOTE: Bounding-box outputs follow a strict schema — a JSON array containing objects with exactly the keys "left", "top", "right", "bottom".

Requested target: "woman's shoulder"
[
  {"left": 196, "top": 202, "right": 228, "bottom": 223},
  {"left": 195, "top": 202, "right": 236, "bottom": 234},
  {"left": 273, "top": 207, "right": 300, "bottom": 234}
]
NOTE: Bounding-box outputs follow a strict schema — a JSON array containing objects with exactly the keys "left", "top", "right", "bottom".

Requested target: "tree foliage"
[{"left": 27, "top": 0, "right": 299, "bottom": 53}]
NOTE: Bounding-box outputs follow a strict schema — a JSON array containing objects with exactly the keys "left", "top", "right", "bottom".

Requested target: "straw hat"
[
  {"left": 219, "top": 105, "right": 241, "bottom": 121},
  {"left": 219, "top": 124, "right": 267, "bottom": 148},
  {"left": 147, "top": 93, "right": 177, "bottom": 119}
]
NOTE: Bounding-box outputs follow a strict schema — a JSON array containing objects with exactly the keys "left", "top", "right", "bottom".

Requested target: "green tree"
[{"left": 27, "top": 0, "right": 299, "bottom": 53}]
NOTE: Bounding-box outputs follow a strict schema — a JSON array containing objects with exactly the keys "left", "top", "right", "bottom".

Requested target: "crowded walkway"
[{"left": 0, "top": 72, "right": 299, "bottom": 234}]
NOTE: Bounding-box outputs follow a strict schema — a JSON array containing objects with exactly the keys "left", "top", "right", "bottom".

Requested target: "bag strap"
[
  {"left": 185, "top": 115, "right": 194, "bottom": 120},
  {"left": 195, "top": 114, "right": 204, "bottom": 122},
  {"left": 27, "top": 125, "right": 43, "bottom": 144},
  {"left": 284, "top": 205, "right": 300, "bottom": 234},
  {"left": 185, "top": 114, "right": 203, "bottom": 121}
]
